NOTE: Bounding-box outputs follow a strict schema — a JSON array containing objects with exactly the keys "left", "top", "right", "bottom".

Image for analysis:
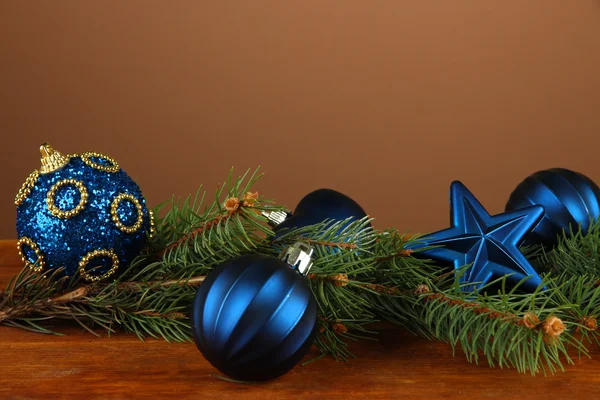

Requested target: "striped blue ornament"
[
  {"left": 506, "top": 168, "right": 600, "bottom": 246},
  {"left": 274, "top": 188, "right": 369, "bottom": 233},
  {"left": 191, "top": 254, "right": 318, "bottom": 381}
]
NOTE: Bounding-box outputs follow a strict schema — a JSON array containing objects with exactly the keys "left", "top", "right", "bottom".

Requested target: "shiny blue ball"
[
  {"left": 16, "top": 149, "right": 152, "bottom": 281},
  {"left": 506, "top": 168, "right": 600, "bottom": 246},
  {"left": 191, "top": 254, "right": 318, "bottom": 381},
  {"left": 274, "top": 188, "right": 370, "bottom": 233}
]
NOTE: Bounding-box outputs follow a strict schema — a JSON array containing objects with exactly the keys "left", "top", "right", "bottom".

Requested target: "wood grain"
[{"left": 1, "top": 241, "right": 600, "bottom": 399}]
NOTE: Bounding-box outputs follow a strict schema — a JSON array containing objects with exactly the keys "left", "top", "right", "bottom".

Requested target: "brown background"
[{"left": 1, "top": 1, "right": 600, "bottom": 240}]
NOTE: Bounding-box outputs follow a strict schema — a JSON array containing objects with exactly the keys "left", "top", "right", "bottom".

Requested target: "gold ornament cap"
[{"left": 39, "top": 142, "right": 69, "bottom": 174}]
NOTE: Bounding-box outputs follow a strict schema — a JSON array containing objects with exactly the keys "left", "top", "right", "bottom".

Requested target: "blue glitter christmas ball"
[
  {"left": 506, "top": 168, "right": 600, "bottom": 247},
  {"left": 274, "top": 188, "right": 370, "bottom": 233},
  {"left": 15, "top": 143, "right": 154, "bottom": 281},
  {"left": 191, "top": 254, "right": 318, "bottom": 381}
]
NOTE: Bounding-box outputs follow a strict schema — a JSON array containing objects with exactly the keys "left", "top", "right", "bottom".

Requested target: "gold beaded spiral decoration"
[
  {"left": 17, "top": 237, "right": 46, "bottom": 273},
  {"left": 81, "top": 152, "right": 120, "bottom": 173},
  {"left": 78, "top": 249, "right": 120, "bottom": 282},
  {"left": 111, "top": 193, "right": 144, "bottom": 233},
  {"left": 46, "top": 179, "right": 89, "bottom": 219},
  {"left": 15, "top": 170, "right": 40, "bottom": 206}
]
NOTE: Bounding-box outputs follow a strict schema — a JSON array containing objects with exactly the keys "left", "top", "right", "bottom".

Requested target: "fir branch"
[
  {"left": 6, "top": 167, "right": 600, "bottom": 377},
  {"left": 360, "top": 226, "right": 600, "bottom": 375},
  {"left": 0, "top": 273, "right": 209, "bottom": 325},
  {"left": 155, "top": 168, "right": 284, "bottom": 276},
  {"left": 408, "top": 275, "right": 579, "bottom": 375}
]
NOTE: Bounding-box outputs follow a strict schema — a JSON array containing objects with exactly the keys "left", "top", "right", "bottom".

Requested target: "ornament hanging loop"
[{"left": 281, "top": 241, "right": 314, "bottom": 275}]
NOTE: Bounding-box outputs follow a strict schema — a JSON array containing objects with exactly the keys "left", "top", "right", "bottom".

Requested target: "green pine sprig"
[{"left": 3, "top": 167, "right": 600, "bottom": 376}]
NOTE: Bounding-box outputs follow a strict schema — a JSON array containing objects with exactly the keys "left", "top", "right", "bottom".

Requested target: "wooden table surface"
[{"left": 1, "top": 240, "right": 600, "bottom": 399}]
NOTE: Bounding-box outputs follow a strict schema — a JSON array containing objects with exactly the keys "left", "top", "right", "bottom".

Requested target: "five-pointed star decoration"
[{"left": 410, "top": 181, "right": 546, "bottom": 293}]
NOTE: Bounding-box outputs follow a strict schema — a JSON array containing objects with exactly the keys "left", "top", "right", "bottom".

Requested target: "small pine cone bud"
[
  {"left": 241, "top": 191, "right": 259, "bottom": 207},
  {"left": 583, "top": 316, "right": 598, "bottom": 331},
  {"left": 414, "top": 284, "right": 431, "bottom": 295},
  {"left": 522, "top": 313, "right": 540, "bottom": 329},
  {"left": 224, "top": 197, "right": 240, "bottom": 213},
  {"left": 331, "top": 273, "right": 349, "bottom": 287},
  {"left": 400, "top": 249, "right": 414, "bottom": 257},
  {"left": 332, "top": 323, "right": 348, "bottom": 334},
  {"left": 542, "top": 316, "right": 565, "bottom": 340}
]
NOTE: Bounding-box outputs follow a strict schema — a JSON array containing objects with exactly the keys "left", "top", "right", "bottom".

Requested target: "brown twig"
[
  {"left": 0, "top": 275, "right": 207, "bottom": 323},
  {"left": 307, "top": 273, "right": 350, "bottom": 287},
  {"left": 132, "top": 310, "right": 187, "bottom": 320},
  {"left": 422, "top": 291, "right": 525, "bottom": 324},
  {"left": 303, "top": 239, "right": 358, "bottom": 249},
  {"left": 318, "top": 315, "right": 348, "bottom": 334},
  {"left": 161, "top": 214, "right": 233, "bottom": 256},
  {"left": 376, "top": 249, "right": 414, "bottom": 263},
  {"left": 0, "top": 285, "right": 92, "bottom": 323},
  {"left": 362, "top": 283, "right": 402, "bottom": 295},
  {"left": 117, "top": 276, "right": 206, "bottom": 290},
  {"left": 307, "top": 273, "right": 415, "bottom": 295},
  {"left": 420, "top": 290, "right": 565, "bottom": 340},
  {"left": 160, "top": 194, "right": 259, "bottom": 256}
]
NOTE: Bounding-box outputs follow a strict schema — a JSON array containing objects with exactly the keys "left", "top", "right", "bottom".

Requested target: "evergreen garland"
[{"left": 2, "top": 168, "right": 600, "bottom": 375}]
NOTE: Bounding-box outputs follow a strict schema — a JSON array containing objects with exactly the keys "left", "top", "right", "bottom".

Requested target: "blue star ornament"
[{"left": 414, "top": 181, "right": 545, "bottom": 292}]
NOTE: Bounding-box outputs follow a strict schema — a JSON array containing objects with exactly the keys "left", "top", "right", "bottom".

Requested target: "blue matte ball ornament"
[
  {"left": 191, "top": 254, "right": 318, "bottom": 381},
  {"left": 506, "top": 168, "right": 600, "bottom": 247},
  {"left": 274, "top": 188, "right": 370, "bottom": 233},
  {"left": 15, "top": 143, "right": 154, "bottom": 282}
]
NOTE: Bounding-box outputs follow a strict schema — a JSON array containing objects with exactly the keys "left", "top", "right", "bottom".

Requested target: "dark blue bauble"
[
  {"left": 191, "top": 254, "right": 318, "bottom": 381},
  {"left": 274, "top": 188, "right": 370, "bottom": 233},
  {"left": 15, "top": 145, "right": 152, "bottom": 281},
  {"left": 506, "top": 168, "right": 600, "bottom": 247}
]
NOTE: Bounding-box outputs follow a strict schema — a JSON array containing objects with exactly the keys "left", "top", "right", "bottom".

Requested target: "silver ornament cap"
[
  {"left": 280, "top": 241, "right": 314, "bottom": 275},
  {"left": 262, "top": 210, "right": 290, "bottom": 227}
]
